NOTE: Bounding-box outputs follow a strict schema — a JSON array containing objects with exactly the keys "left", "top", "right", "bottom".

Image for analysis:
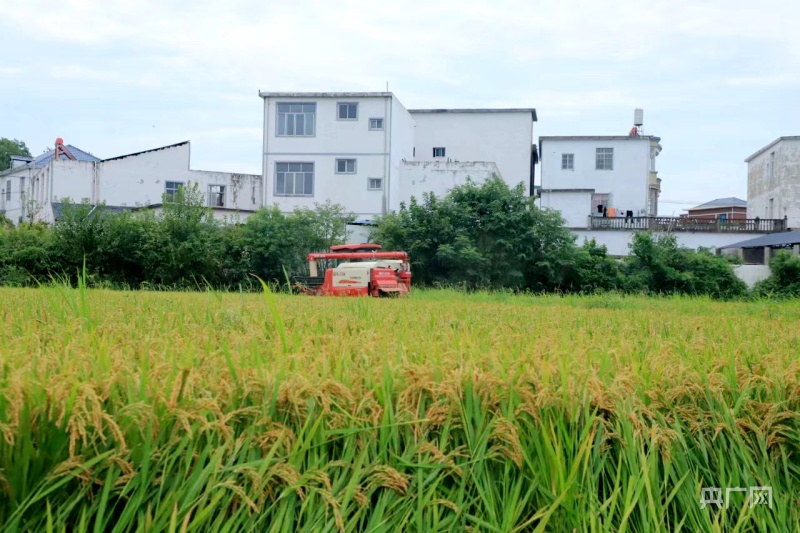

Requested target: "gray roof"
[
  {"left": 688, "top": 197, "right": 747, "bottom": 210},
  {"left": 34, "top": 145, "right": 101, "bottom": 165},
  {"left": 744, "top": 136, "right": 800, "bottom": 163},
  {"left": 719, "top": 231, "right": 800, "bottom": 249},
  {"left": 409, "top": 108, "right": 537, "bottom": 121}
]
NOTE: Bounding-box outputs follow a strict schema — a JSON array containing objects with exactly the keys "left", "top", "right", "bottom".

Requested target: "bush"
[
  {"left": 753, "top": 251, "right": 800, "bottom": 298},
  {"left": 621, "top": 232, "right": 747, "bottom": 299}
]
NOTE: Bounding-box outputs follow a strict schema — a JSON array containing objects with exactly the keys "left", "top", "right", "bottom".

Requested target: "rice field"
[{"left": 1, "top": 284, "right": 799, "bottom": 532}]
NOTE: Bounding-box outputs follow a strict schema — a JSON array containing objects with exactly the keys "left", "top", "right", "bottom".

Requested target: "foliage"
[
  {"left": 371, "top": 177, "right": 749, "bottom": 299},
  {"left": 0, "top": 172, "right": 785, "bottom": 300},
  {"left": 622, "top": 232, "right": 748, "bottom": 299},
  {"left": 372, "top": 177, "right": 579, "bottom": 291},
  {"left": 559, "top": 238, "right": 625, "bottom": 294},
  {"left": 1, "top": 287, "right": 799, "bottom": 531},
  {"left": 0, "top": 137, "right": 32, "bottom": 171},
  {"left": 753, "top": 250, "right": 800, "bottom": 298},
  {"left": 0, "top": 187, "right": 352, "bottom": 290}
]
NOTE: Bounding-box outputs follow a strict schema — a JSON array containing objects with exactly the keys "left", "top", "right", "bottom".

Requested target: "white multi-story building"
[
  {"left": 537, "top": 133, "right": 662, "bottom": 228},
  {"left": 744, "top": 136, "right": 800, "bottom": 230},
  {"left": 536, "top": 114, "right": 787, "bottom": 258},
  {"left": 0, "top": 139, "right": 261, "bottom": 225},
  {"left": 257, "top": 91, "right": 537, "bottom": 218}
]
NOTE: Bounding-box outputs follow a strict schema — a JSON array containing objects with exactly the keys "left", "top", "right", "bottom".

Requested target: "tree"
[
  {"left": 371, "top": 176, "right": 581, "bottom": 291},
  {"left": 753, "top": 250, "right": 800, "bottom": 298},
  {"left": 0, "top": 138, "right": 32, "bottom": 171}
]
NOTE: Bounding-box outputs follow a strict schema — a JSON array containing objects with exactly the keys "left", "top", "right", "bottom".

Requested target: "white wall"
[
  {"left": 51, "top": 160, "right": 95, "bottom": 204},
  {"left": 571, "top": 229, "right": 771, "bottom": 256},
  {"left": 410, "top": 111, "right": 533, "bottom": 194},
  {"left": 747, "top": 139, "right": 800, "bottom": 229},
  {"left": 539, "top": 191, "right": 594, "bottom": 228},
  {"left": 1, "top": 164, "right": 37, "bottom": 222},
  {"left": 733, "top": 265, "right": 772, "bottom": 288},
  {"left": 97, "top": 143, "right": 260, "bottom": 211},
  {"left": 141, "top": 206, "right": 254, "bottom": 224},
  {"left": 388, "top": 96, "right": 416, "bottom": 213},
  {"left": 397, "top": 161, "right": 501, "bottom": 207},
  {"left": 262, "top": 95, "right": 402, "bottom": 217},
  {"left": 539, "top": 138, "right": 652, "bottom": 219}
]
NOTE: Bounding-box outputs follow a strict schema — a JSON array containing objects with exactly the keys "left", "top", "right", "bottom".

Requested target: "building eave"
[
  {"left": 744, "top": 136, "right": 800, "bottom": 163},
  {"left": 258, "top": 91, "right": 394, "bottom": 99},
  {"left": 102, "top": 141, "right": 190, "bottom": 162},
  {"left": 135, "top": 203, "right": 257, "bottom": 214},
  {"left": 409, "top": 108, "right": 537, "bottom": 121},
  {"left": 539, "top": 188, "right": 595, "bottom": 193},
  {"left": 539, "top": 135, "right": 657, "bottom": 141}
]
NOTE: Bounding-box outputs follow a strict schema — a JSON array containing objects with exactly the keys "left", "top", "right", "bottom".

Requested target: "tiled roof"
[
  {"left": 34, "top": 145, "right": 101, "bottom": 165},
  {"left": 688, "top": 197, "right": 747, "bottom": 210}
]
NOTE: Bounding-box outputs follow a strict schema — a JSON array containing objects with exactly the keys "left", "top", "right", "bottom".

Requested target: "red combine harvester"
[{"left": 291, "top": 243, "right": 411, "bottom": 297}]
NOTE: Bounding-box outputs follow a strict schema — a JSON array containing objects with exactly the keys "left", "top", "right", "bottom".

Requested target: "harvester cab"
[{"left": 292, "top": 243, "right": 411, "bottom": 297}]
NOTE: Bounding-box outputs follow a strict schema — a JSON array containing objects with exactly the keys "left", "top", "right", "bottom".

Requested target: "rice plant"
[{"left": 0, "top": 287, "right": 798, "bottom": 532}]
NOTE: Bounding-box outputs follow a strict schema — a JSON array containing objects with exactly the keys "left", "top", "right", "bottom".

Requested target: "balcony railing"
[{"left": 588, "top": 216, "right": 787, "bottom": 233}]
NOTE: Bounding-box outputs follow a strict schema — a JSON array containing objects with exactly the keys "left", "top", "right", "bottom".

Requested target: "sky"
[{"left": 2, "top": 0, "right": 799, "bottom": 215}]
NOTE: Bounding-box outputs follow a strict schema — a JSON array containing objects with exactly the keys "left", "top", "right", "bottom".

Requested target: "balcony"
[
  {"left": 649, "top": 171, "right": 660, "bottom": 192},
  {"left": 588, "top": 216, "right": 787, "bottom": 233}
]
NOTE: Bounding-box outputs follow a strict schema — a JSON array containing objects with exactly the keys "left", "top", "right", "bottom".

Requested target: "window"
[
  {"left": 208, "top": 185, "right": 225, "bottom": 207},
  {"left": 337, "top": 102, "right": 358, "bottom": 120},
  {"left": 562, "top": 153, "right": 574, "bottom": 170},
  {"left": 336, "top": 159, "right": 356, "bottom": 174},
  {"left": 164, "top": 181, "right": 183, "bottom": 202},
  {"left": 595, "top": 148, "right": 613, "bottom": 170},
  {"left": 5, "top": 180, "right": 10, "bottom": 201},
  {"left": 770, "top": 151, "right": 775, "bottom": 179},
  {"left": 369, "top": 118, "right": 384, "bottom": 130},
  {"left": 433, "top": 147, "right": 445, "bottom": 158},
  {"left": 368, "top": 178, "right": 383, "bottom": 190},
  {"left": 275, "top": 162, "right": 314, "bottom": 196},
  {"left": 277, "top": 103, "right": 316, "bottom": 136}
]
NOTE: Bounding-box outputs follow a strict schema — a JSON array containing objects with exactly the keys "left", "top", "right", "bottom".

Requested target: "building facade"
[
  {"left": 537, "top": 134, "right": 662, "bottom": 228},
  {"left": 745, "top": 136, "right": 800, "bottom": 230},
  {"left": 0, "top": 139, "right": 261, "bottom": 225},
  {"left": 258, "top": 91, "right": 536, "bottom": 218}
]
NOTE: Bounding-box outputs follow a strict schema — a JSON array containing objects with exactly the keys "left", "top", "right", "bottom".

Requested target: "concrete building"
[
  {"left": 535, "top": 112, "right": 787, "bottom": 258},
  {"left": 745, "top": 136, "right": 800, "bottom": 229},
  {"left": 681, "top": 197, "right": 747, "bottom": 221},
  {"left": 257, "top": 91, "right": 537, "bottom": 218},
  {"left": 0, "top": 139, "right": 261, "bottom": 225},
  {"left": 537, "top": 132, "right": 662, "bottom": 228}
]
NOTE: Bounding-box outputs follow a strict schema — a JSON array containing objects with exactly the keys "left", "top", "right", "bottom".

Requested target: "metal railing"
[{"left": 588, "top": 216, "right": 787, "bottom": 233}]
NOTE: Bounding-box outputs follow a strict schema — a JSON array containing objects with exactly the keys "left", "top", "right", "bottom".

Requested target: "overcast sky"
[{"left": 2, "top": 0, "right": 799, "bottom": 215}]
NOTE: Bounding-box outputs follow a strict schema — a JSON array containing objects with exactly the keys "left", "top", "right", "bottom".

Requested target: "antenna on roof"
[{"left": 386, "top": 81, "right": 389, "bottom": 91}]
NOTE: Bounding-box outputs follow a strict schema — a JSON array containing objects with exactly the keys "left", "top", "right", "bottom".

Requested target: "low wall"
[
  {"left": 571, "top": 230, "right": 771, "bottom": 257},
  {"left": 733, "top": 265, "right": 771, "bottom": 288}
]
